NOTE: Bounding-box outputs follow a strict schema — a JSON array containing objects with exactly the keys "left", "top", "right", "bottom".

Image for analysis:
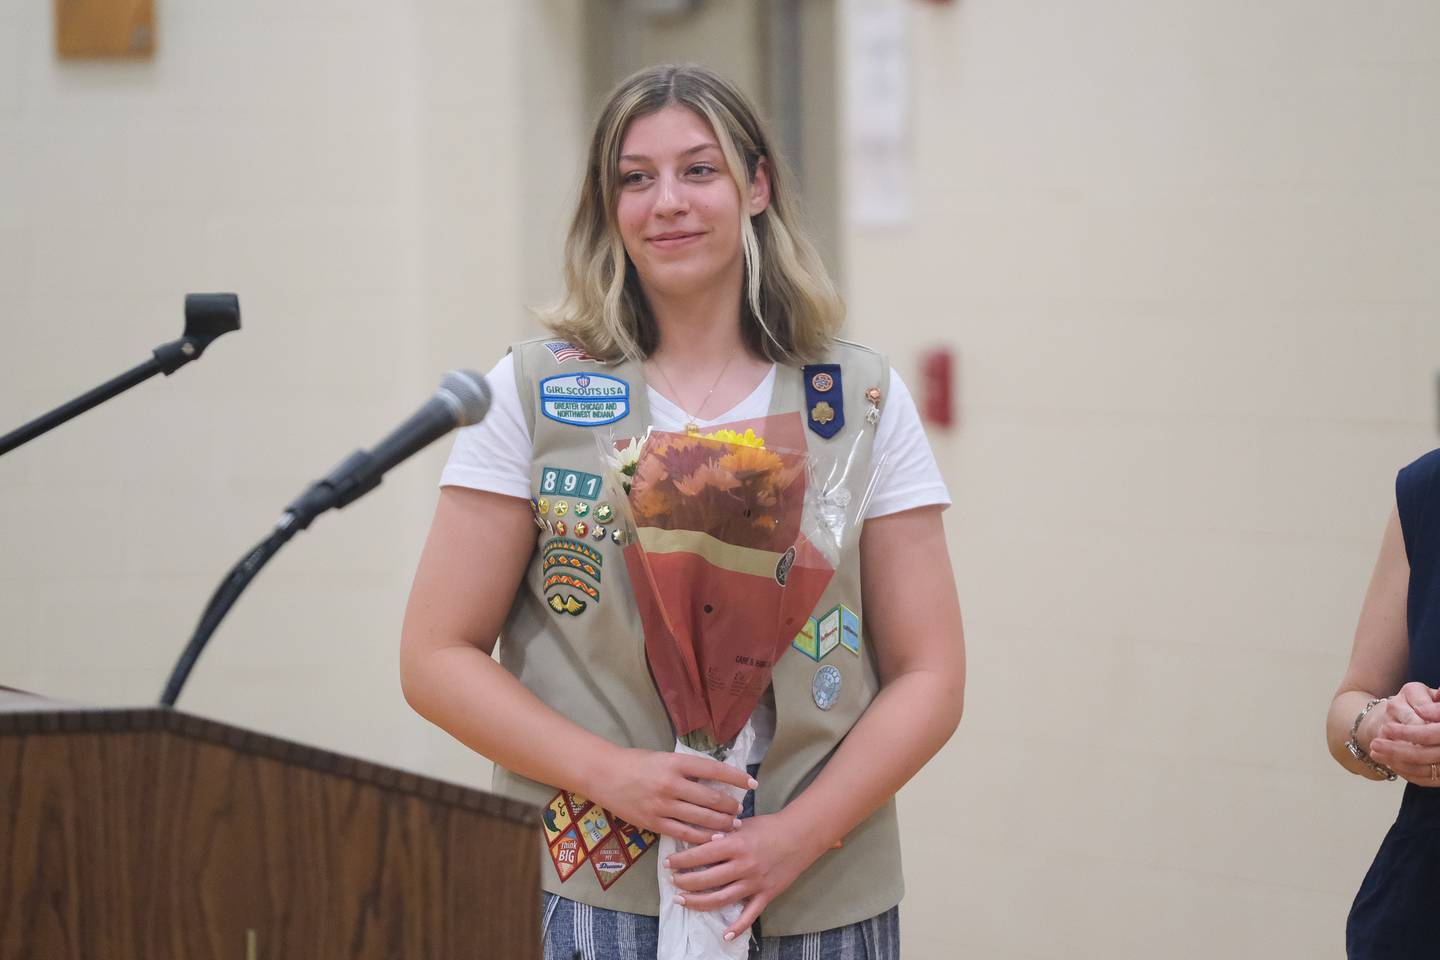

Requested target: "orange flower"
[{"left": 674, "top": 462, "right": 741, "bottom": 498}]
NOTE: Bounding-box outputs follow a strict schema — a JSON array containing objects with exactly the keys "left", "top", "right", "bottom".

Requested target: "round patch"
[
  {"left": 554, "top": 521, "right": 567, "bottom": 536},
  {"left": 595, "top": 503, "right": 614, "bottom": 524},
  {"left": 592, "top": 524, "right": 607, "bottom": 541},
  {"left": 573, "top": 502, "right": 590, "bottom": 518},
  {"left": 775, "top": 546, "right": 796, "bottom": 586},
  {"left": 574, "top": 522, "right": 589, "bottom": 538},
  {"left": 611, "top": 529, "right": 626, "bottom": 545},
  {"left": 810, "top": 372, "right": 834, "bottom": 392},
  {"left": 538, "top": 498, "right": 550, "bottom": 515},
  {"left": 812, "top": 665, "right": 841, "bottom": 711},
  {"left": 553, "top": 501, "right": 569, "bottom": 517}
]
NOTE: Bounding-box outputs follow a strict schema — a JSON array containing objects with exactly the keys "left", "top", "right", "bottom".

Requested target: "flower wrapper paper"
[
  {"left": 656, "top": 719, "right": 756, "bottom": 960},
  {"left": 594, "top": 414, "right": 887, "bottom": 960}
]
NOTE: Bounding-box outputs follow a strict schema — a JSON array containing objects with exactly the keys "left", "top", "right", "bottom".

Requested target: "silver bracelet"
[{"left": 1346, "top": 697, "right": 1398, "bottom": 781}]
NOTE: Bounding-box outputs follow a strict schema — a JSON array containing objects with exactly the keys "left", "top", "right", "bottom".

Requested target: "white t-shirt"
[
  {"left": 440, "top": 352, "right": 951, "bottom": 764},
  {"left": 442, "top": 353, "right": 951, "bottom": 517}
]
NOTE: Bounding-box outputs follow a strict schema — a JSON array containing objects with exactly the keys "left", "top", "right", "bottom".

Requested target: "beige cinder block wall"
[
  {"left": 839, "top": 1, "right": 1440, "bottom": 957},
  {"left": 0, "top": 0, "right": 587, "bottom": 787}
]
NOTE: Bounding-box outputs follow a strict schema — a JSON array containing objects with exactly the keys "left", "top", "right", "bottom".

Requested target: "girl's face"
[{"left": 614, "top": 105, "right": 769, "bottom": 303}]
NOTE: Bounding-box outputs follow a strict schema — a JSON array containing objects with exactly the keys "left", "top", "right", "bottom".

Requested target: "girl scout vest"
[{"left": 494, "top": 336, "right": 903, "bottom": 935}]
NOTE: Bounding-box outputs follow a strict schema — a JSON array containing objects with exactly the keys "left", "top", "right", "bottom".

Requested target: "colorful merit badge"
[
  {"left": 543, "top": 790, "right": 658, "bottom": 889},
  {"left": 865, "top": 386, "right": 882, "bottom": 425},
  {"left": 803, "top": 364, "right": 844, "bottom": 438},
  {"left": 792, "top": 603, "right": 860, "bottom": 661},
  {"left": 544, "top": 340, "right": 600, "bottom": 365},
  {"left": 541, "top": 373, "right": 630, "bottom": 427},
  {"left": 543, "top": 538, "right": 602, "bottom": 616}
]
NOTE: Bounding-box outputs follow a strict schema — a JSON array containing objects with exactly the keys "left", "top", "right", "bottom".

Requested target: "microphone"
[{"left": 278, "top": 369, "right": 491, "bottom": 534}]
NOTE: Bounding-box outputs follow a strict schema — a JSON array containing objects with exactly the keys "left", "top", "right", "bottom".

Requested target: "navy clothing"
[{"left": 1347, "top": 450, "right": 1440, "bottom": 958}]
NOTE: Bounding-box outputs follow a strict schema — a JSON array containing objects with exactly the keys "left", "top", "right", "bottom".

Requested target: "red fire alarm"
[{"left": 919, "top": 347, "right": 954, "bottom": 428}]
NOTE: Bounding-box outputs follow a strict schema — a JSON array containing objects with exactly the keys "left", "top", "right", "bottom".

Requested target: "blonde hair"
[{"left": 539, "top": 64, "right": 843, "bottom": 364}]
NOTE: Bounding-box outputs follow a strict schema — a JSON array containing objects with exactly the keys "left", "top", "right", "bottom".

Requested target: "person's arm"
[
  {"left": 400, "top": 485, "right": 752, "bottom": 843},
  {"left": 1326, "top": 506, "right": 1440, "bottom": 779},
  {"left": 667, "top": 504, "right": 965, "bottom": 936}
]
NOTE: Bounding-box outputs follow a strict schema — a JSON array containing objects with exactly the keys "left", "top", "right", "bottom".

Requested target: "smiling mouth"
[{"left": 648, "top": 232, "right": 703, "bottom": 246}]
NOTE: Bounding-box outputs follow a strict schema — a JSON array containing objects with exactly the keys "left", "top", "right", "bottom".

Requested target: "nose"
[{"left": 654, "top": 173, "right": 688, "bottom": 218}]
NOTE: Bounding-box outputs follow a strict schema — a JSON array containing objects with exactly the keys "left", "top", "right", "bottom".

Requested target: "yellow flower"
[{"left": 700, "top": 427, "right": 766, "bottom": 449}]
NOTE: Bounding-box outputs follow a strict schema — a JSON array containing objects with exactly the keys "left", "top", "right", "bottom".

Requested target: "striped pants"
[{"left": 540, "top": 893, "right": 901, "bottom": 960}]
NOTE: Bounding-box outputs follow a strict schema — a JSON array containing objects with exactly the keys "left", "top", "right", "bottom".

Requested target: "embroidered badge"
[
  {"left": 553, "top": 500, "right": 569, "bottom": 518},
  {"left": 573, "top": 502, "right": 590, "bottom": 518},
  {"left": 540, "top": 466, "right": 603, "bottom": 501},
  {"left": 544, "top": 340, "right": 601, "bottom": 365},
  {"left": 541, "top": 553, "right": 602, "bottom": 581},
  {"left": 816, "top": 607, "right": 842, "bottom": 659},
  {"left": 547, "top": 595, "right": 587, "bottom": 615},
  {"left": 554, "top": 520, "right": 567, "bottom": 537},
  {"left": 541, "top": 373, "right": 630, "bottom": 427},
  {"left": 803, "top": 364, "right": 844, "bottom": 439},
  {"left": 836, "top": 603, "right": 861, "bottom": 655},
  {"left": 591, "top": 524, "right": 608, "bottom": 541},
  {"left": 543, "top": 539, "right": 603, "bottom": 615},
  {"left": 538, "top": 498, "right": 550, "bottom": 515},
  {"left": 793, "top": 605, "right": 861, "bottom": 661},
  {"left": 543, "top": 790, "right": 658, "bottom": 889},
  {"left": 594, "top": 503, "right": 614, "bottom": 524},
  {"left": 574, "top": 521, "right": 589, "bottom": 538},
  {"left": 544, "top": 574, "right": 600, "bottom": 600},
  {"left": 550, "top": 827, "right": 587, "bottom": 881},
  {"left": 813, "top": 664, "right": 842, "bottom": 710},
  {"left": 791, "top": 616, "right": 821, "bottom": 661}
]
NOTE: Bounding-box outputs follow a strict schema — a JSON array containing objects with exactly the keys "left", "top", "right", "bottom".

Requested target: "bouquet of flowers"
[{"left": 598, "top": 413, "right": 884, "bottom": 958}]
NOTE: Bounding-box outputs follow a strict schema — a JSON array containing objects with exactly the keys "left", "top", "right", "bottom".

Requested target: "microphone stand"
[
  {"left": 159, "top": 525, "right": 292, "bottom": 709},
  {"left": 0, "top": 293, "right": 240, "bottom": 458}
]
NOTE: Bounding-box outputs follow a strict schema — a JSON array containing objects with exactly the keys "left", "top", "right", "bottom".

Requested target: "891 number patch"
[{"left": 540, "top": 466, "right": 603, "bottom": 501}]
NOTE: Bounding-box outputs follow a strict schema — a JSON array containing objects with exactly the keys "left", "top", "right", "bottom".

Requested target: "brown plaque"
[{"left": 54, "top": 0, "right": 155, "bottom": 59}]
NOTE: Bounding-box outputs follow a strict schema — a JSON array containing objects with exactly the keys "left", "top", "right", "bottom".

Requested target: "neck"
[{"left": 642, "top": 267, "right": 748, "bottom": 367}]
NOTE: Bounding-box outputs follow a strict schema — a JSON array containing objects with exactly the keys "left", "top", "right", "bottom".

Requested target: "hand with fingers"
[
  {"left": 1365, "top": 682, "right": 1440, "bottom": 786},
  {"left": 588, "top": 748, "right": 755, "bottom": 845},
  {"left": 664, "top": 812, "right": 838, "bottom": 943}
]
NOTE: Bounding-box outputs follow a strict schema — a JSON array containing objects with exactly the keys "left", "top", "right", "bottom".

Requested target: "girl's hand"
[
  {"left": 664, "top": 813, "right": 834, "bottom": 941},
  {"left": 589, "top": 748, "right": 755, "bottom": 845}
]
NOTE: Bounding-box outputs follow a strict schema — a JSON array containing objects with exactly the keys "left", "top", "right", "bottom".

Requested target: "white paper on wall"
[{"left": 844, "top": 0, "right": 912, "bottom": 226}]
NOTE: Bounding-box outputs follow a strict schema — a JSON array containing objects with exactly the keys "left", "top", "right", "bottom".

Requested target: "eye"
[
  {"left": 620, "top": 170, "right": 650, "bottom": 187},
  {"left": 687, "top": 163, "right": 718, "bottom": 177}
]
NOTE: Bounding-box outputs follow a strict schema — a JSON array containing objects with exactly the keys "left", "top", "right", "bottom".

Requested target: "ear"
[{"left": 748, "top": 157, "right": 772, "bottom": 217}]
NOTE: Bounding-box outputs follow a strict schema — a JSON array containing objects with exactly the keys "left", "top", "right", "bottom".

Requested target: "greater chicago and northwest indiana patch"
[
  {"left": 542, "top": 790, "right": 658, "bottom": 889},
  {"left": 540, "top": 373, "right": 630, "bottom": 427}
]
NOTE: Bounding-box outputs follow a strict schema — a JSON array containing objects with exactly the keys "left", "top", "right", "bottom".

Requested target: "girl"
[{"left": 401, "top": 64, "right": 964, "bottom": 958}]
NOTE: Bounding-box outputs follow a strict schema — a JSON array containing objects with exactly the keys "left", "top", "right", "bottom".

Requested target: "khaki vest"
[{"left": 493, "top": 336, "right": 902, "bottom": 935}]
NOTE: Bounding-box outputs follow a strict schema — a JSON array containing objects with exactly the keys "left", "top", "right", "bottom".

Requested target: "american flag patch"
[{"left": 544, "top": 341, "right": 598, "bottom": 364}]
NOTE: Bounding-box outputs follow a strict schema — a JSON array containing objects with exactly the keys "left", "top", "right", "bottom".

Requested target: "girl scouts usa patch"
[{"left": 540, "top": 373, "right": 630, "bottom": 427}]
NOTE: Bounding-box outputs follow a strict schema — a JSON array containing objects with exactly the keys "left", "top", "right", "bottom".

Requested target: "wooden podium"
[{"left": 0, "top": 689, "right": 540, "bottom": 959}]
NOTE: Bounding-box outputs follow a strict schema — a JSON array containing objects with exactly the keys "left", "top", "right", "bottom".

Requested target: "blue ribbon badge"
[{"left": 803, "top": 364, "right": 844, "bottom": 439}]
